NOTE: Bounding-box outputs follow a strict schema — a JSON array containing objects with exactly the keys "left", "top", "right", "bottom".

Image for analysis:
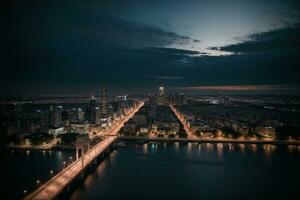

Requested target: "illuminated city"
[{"left": 2, "top": 0, "right": 300, "bottom": 199}]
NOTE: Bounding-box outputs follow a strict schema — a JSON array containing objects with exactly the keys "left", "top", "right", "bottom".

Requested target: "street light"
[
  {"left": 63, "top": 161, "right": 66, "bottom": 169},
  {"left": 23, "top": 189, "right": 27, "bottom": 195},
  {"left": 36, "top": 180, "right": 40, "bottom": 187},
  {"left": 50, "top": 170, "right": 54, "bottom": 177}
]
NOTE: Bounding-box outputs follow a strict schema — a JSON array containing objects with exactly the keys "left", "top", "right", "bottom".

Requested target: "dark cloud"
[
  {"left": 145, "top": 47, "right": 199, "bottom": 56},
  {"left": 212, "top": 24, "right": 300, "bottom": 53},
  {"left": 1, "top": 0, "right": 299, "bottom": 95}
]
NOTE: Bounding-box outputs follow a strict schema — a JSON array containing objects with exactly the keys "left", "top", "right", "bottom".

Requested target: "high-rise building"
[
  {"left": 90, "top": 95, "right": 97, "bottom": 124},
  {"left": 100, "top": 87, "right": 111, "bottom": 127},
  {"left": 101, "top": 88, "right": 108, "bottom": 115},
  {"left": 77, "top": 108, "right": 85, "bottom": 121},
  {"left": 90, "top": 95, "right": 96, "bottom": 109},
  {"left": 54, "top": 106, "right": 62, "bottom": 127},
  {"left": 157, "top": 86, "right": 169, "bottom": 105},
  {"left": 159, "top": 86, "right": 165, "bottom": 96},
  {"left": 95, "top": 107, "right": 100, "bottom": 124}
]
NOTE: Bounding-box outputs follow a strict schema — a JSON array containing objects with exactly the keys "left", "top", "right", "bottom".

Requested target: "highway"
[{"left": 24, "top": 101, "right": 144, "bottom": 200}]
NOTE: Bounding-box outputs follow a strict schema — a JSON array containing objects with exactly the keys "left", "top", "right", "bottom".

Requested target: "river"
[{"left": 6, "top": 142, "right": 300, "bottom": 199}]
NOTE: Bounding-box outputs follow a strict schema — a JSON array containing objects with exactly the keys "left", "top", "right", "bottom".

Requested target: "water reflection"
[
  {"left": 263, "top": 144, "right": 276, "bottom": 160},
  {"left": 239, "top": 144, "right": 245, "bottom": 154},
  {"left": 216, "top": 143, "right": 223, "bottom": 158},
  {"left": 96, "top": 159, "right": 108, "bottom": 178},
  {"left": 288, "top": 145, "right": 297, "bottom": 154},
  {"left": 187, "top": 143, "right": 192, "bottom": 155},
  {"left": 84, "top": 174, "right": 94, "bottom": 189},
  {"left": 206, "top": 143, "right": 212, "bottom": 153},
  {"left": 198, "top": 143, "right": 202, "bottom": 155},
  {"left": 228, "top": 143, "right": 234, "bottom": 151},
  {"left": 250, "top": 144, "right": 257, "bottom": 154},
  {"left": 57, "top": 150, "right": 63, "bottom": 161},
  {"left": 174, "top": 142, "right": 179, "bottom": 152},
  {"left": 143, "top": 143, "right": 148, "bottom": 154}
]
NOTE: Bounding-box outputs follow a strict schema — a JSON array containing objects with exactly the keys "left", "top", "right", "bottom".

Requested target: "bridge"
[{"left": 24, "top": 101, "right": 144, "bottom": 200}]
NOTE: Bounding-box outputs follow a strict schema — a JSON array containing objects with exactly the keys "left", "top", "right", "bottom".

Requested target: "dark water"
[
  {"left": 5, "top": 143, "right": 300, "bottom": 199},
  {"left": 71, "top": 143, "right": 300, "bottom": 199}
]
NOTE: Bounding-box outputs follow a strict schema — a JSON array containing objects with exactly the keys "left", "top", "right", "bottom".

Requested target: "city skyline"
[{"left": 2, "top": 0, "right": 300, "bottom": 95}]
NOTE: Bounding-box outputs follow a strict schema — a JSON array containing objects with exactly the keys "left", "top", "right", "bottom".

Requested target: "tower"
[
  {"left": 159, "top": 86, "right": 164, "bottom": 96},
  {"left": 101, "top": 88, "right": 108, "bottom": 115},
  {"left": 90, "top": 95, "right": 97, "bottom": 124}
]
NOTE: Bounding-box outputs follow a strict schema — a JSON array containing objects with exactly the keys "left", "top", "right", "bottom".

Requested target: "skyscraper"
[
  {"left": 90, "top": 95, "right": 97, "bottom": 124},
  {"left": 157, "top": 86, "right": 169, "bottom": 105},
  {"left": 54, "top": 106, "right": 62, "bottom": 127},
  {"left": 101, "top": 88, "right": 108, "bottom": 115},
  {"left": 100, "top": 87, "right": 112, "bottom": 127},
  {"left": 159, "top": 86, "right": 164, "bottom": 96}
]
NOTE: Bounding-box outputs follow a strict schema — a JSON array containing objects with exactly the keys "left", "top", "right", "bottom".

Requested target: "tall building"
[
  {"left": 157, "top": 86, "right": 169, "bottom": 105},
  {"left": 95, "top": 107, "right": 100, "bottom": 124},
  {"left": 77, "top": 108, "right": 85, "bottom": 121},
  {"left": 159, "top": 86, "right": 165, "bottom": 96},
  {"left": 100, "top": 87, "right": 111, "bottom": 127},
  {"left": 101, "top": 88, "right": 108, "bottom": 115},
  {"left": 54, "top": 106, "right": 62, "bottom": 127},
  {"left": 90, "top": 95, "right": 97, "bottom": 124}
]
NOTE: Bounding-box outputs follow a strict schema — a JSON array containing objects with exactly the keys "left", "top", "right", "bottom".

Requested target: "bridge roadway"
[{"left": 24, "top": 102, "right": 144, "bottom": 200}]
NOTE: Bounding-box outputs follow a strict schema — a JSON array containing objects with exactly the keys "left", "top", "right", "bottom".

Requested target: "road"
[{"left": 170, "top": 104, "right": 199, "bottom": 140}]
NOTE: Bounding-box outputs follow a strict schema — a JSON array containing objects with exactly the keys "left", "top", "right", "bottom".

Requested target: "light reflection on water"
[
  {"left": 198, "top": 143, "right": 201, "bottom": 155},
  {"left": 250, "top": 144, "right": 257, "bottom": 153},
  {"left": 174, "top": 142, "right": 179, "bottom": 152},
  {"left": 8, "top": 143, "right": 300, "bottom": 200},
  {"left": 69, "top": 142, "right": 300, "bottom": 199},
  {"left": 206, "top": 143, "right": 212, "bottom": 152},
  {"left": 288, "top": 145, "right": 297, "bottom": 154},
  {"left": 239, "top": 144, "right": 245, "bottom": 154},
  {"left": 187, "top": 143, "right": 192, "bottom": 154},
  {"left": 216, "top": 143, "right": 223, "bottom": 158},
  {"left": 143, "top": 143, "right": 148, "bottom": 154}
]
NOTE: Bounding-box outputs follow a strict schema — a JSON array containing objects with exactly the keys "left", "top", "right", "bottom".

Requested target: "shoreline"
[
  {"left": 119, "top": 136, "right": 300, "bottom": 145},
  {"left": 6, "top": 136, "right": 300, "bottom": 151}
]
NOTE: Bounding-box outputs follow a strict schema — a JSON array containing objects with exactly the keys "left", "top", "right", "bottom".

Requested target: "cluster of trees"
[
  {"left": 57, "top": 132, "right": 80, "bottom": 145},
  {"left": 25, "top": 133, "right": 54, "bottom": 145}
]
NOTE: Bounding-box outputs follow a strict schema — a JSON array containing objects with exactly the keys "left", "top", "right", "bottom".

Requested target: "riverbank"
[{"left": 119, "top": 136, "right": 300, "bottom": 145}]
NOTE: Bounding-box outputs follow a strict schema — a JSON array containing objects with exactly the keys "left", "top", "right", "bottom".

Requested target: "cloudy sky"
[{"left": 2, "top": 0, "right": 300, "bottom": 95}]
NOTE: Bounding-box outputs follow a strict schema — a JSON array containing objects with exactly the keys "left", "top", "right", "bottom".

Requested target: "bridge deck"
[{"left": 25, "top": 102, "right": 144, "bottom": 200}]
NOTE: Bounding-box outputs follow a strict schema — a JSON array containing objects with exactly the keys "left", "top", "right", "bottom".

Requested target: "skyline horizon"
[{"left": 1, "top": 84, "right": 299, "bottom": 97}]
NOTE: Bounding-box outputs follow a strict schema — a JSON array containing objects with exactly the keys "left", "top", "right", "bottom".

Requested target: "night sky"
[{"left": 2, "top": 0, "right": 300, "bottom": 95}]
